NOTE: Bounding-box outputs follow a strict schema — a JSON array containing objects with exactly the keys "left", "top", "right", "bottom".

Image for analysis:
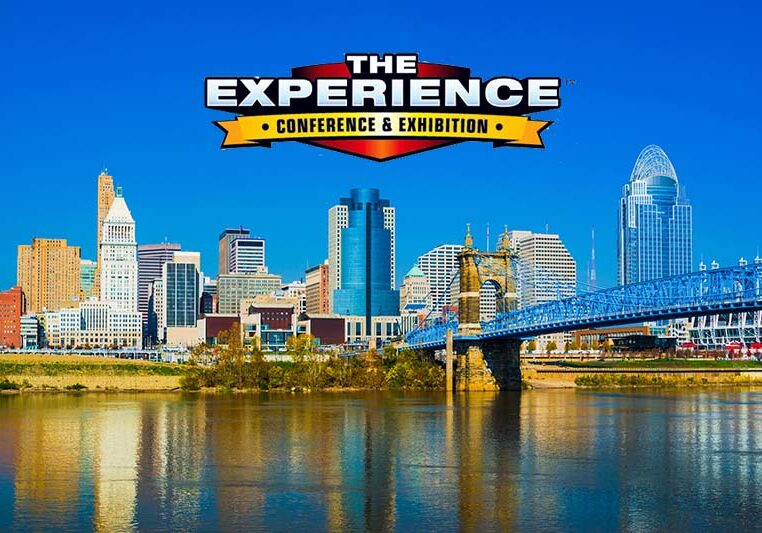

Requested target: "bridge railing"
[{"left": 405, "top": 321, "right": 458, "bottom": 347}]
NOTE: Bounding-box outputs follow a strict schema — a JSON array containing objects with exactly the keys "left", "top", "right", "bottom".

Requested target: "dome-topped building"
[{"left": 618, "top": 145, "right": 693, "bottom": 284}]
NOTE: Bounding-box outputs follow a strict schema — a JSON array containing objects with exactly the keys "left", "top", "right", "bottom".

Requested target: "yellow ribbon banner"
[{"left": 215, "top": 112, "right": 549, "bottom": 147}]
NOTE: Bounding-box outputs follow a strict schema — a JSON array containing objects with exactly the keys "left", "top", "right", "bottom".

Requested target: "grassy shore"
[
  {"left": 0, "top": 354, "right": 184, "bottom": 392},
  {"left": 0, "top": 350, "right": 445, "bottom": 393},
  {"left": 549, "top": 358, "right": 762, "bottom": 370},
  {"left": 523, "top": 358, "right": 762, "bottom": 389}
]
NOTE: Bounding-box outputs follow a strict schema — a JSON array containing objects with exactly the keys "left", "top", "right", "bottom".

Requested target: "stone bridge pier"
[{"left": 451, "top": 338, "right": 522, "bottom": 391}]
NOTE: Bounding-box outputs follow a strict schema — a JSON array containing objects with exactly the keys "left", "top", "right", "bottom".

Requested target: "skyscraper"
[
  {"left": 218, "top": 227, "right": 250, "bottom": 276},
  {"left": 618, "top": 145, "right": 692, "bottom": 284},
  {"left": 17, "top": 238, "right": 81, "bottom": 313},
  {"left": 138, "top": 243, "right": 181, "bottom": 325},
  {"left": 229, "top": 237, "right": 266, "bottom": 273},
  {"left": 416, "top": 244, "right": 463, "bottom": 316},
  {"left": 100, "top": 188, "right": 138, "bottom": 312},
  {"left": 93, "top": 171, "right": 115, "bottom": 298},
  {"left": 332, "top": 188, "right": 399, "bottom": 326},
  {"left": 163, "top": 252, "right": 201, "bottom": 328},
  {"left": 507, "top": 230, "right": 577, "bottom": 308},
  {"left": 327, "top": 204, "right": 348, "bottom": 312}
]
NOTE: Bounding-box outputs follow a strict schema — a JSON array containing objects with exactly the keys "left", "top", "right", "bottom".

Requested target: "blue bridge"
[{"left": 406, "top": 264, "right": 762, "bottom": 350}]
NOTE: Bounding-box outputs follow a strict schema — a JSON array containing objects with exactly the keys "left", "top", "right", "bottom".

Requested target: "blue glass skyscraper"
[
  {"left": 618, "top": 145, "right": 693, "bottom": 285},
  {"left": 333, "top": 188, "right": 399, "bottom": 328}
]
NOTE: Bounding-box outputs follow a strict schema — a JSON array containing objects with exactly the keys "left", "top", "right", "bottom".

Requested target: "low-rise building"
[
  {"left": 20, "top": 314, "right": 40, "bottom": 349},
  {"left": 43, "top": 300, "right": 142, "bottom": 349},
  {"left": 297, "top": 314, "right": 345, "bottom": 346},
  {"left": 239, "top": 300, "right": 297, "bottom": 352},
  {"left": 344, "top": 315, "right": 401, "bottom": 346},
  {"left": 204, "top": 314, "right": 239, "bottom": 345}
]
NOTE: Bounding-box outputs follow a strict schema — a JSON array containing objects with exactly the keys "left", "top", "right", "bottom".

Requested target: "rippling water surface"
[{"left": 1, "top": 389, "right": 761, "bottom": 531}]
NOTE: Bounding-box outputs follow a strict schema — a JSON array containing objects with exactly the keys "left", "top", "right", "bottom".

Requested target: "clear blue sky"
[{"left": 2, "top": 0, "right": 760, "bottom": 289}]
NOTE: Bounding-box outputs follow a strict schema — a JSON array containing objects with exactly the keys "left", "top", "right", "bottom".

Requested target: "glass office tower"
[
  {"left": 333, "top": 188, "right": 399, "bottom": 328},
  {"left": 618, "top": 145, "right": 693, "bottom": 285},
  {"left": 165, "top": 262, "right": 199, "bottom": 327}
]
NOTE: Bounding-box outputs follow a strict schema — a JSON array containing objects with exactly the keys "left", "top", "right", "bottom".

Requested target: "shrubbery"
[{"left": 180, "top": 343, "right": 444, "bottom": 392}]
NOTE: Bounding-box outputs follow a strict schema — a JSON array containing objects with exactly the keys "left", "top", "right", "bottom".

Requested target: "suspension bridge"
[{"left": 404, "top": 230, "right": 762, "bottom": 390}]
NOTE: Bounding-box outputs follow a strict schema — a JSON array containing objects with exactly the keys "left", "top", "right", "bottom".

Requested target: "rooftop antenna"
[
  {"left": 545, "top": 222, "right": 549, "bottom": 234},
  {"left": 486, "top": 223, "right": 490, "bottom": 252}
]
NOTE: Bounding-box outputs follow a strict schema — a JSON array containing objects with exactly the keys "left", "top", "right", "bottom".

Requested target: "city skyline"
[{"left": 2, "top": 1, "right": 761, "bottom": 292}]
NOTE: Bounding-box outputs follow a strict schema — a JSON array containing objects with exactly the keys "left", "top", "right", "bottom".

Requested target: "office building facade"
[
  {"left": 44, "top": 301, "right": 142, "bottom": 349},
  {"left": 399, "top": 265, "right": 430, "bottom": 308},
  {"left": 507, "top": 229, "right": 577, "bottom": 352},
  {"left": 618, "top": 145, "right": 693, "bottom": 284},
  {"left": 137, "top": 243, "right": 181, "bottom": 325},
  {"left": 327, "top": 204, "right": 348, "bottom": 312},
  {"left": 229, "top": 237, "right": 266, "bottom": 274},
  {"left": 163, "top": 253, "right": 200, "bottom": 328},
  {"left": 416, "top": 244, "right": 463, "bottom": 317},
  {"left": 305, "top": 262, "right": 330, "bottom": 315},
  {"left": 331, "top": 188, "right": 399, "bottom": 327},
  {"left": 507, "top": 230, "right": 577, "bottom": 308},
  {"left": 17, "top": 238, "right": 81, "bottom": 313},
  {"left": 218, "top": 227, "right": 250, "bottom": 276},
  {"left": 217, "top": 273, "right": 282, "bottom": 314},
  {"left": 0, "top": 286, "right": 24, "bottom": 348},
  {"left": 80, "top": 259, "right": 96, "bottom": 299},
  {"left": 93, "top": 171, "right": 115, "bottom": 298},
  {"left": 161, "top": 252, "right": 203, "bottom": 347},
  {"left": 100, "top": 189, "right": 138, "bottom": 312}
]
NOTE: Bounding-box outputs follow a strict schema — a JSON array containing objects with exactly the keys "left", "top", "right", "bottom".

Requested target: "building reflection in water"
[{"left": 0, "top": 389, "right": 762, "bottom": 530}]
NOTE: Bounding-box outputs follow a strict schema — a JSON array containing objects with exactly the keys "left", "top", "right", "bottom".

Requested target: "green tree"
[
  {"left": 527, "top": 340, "right": 537, "bottom": 353},
  {"left": 546, "top": 341, "right": 558, "bottom": 353},
  {"left": 287, "top": 334, "right": 316, "bottom": 360}
]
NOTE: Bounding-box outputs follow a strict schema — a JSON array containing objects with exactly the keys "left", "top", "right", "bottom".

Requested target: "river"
[{"left": 0, "top": 389, "right": 760, "bottom": 531}]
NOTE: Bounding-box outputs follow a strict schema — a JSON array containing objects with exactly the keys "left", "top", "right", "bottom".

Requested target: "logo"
[{"left": 206, "top": 54, "right": 560, "bottom": 162}]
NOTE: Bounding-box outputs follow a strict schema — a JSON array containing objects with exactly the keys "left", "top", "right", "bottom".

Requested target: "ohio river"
[{"left": 1, "top": 390, "right": 761, "bottom": 532}]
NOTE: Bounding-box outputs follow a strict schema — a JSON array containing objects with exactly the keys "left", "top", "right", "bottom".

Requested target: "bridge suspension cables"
[{"left": 407, "top": 265, "right": 762, "bottom": 348}]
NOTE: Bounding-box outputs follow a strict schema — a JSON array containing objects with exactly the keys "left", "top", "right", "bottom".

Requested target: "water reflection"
[{"left": 0, "top": 390, "right": 761, "bottom": 531}]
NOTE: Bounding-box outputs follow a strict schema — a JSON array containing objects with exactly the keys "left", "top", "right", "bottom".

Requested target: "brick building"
[{"left": 0, "top": 287, "right": 25, "bottom": 348}]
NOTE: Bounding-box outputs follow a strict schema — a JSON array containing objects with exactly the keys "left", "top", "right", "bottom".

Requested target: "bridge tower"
[
  {"left": 457, "top": 225, "right": 482, "bottom": 334},
  {"left": 452, "top": 226, "right": 522, "bottom": 391}
]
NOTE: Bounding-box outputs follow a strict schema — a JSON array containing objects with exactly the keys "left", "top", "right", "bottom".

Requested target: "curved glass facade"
[
  {"left": 333, "top": 188, "right": 399, "bottom": 326},
  {"left": 618, "top": 145, "right": 692, "bottom": 284}
]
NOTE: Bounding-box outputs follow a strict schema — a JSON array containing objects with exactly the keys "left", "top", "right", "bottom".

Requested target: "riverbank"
[
  {"left": 0, "top": 354, "right": 184, "bottom": 392},
  {"left": 523, "top": 359, "right": 762, "bottom": 389},
  {"left": 6, "top": 353, "right": 762, "bottom": 393},
  {"left": 0, "top": 350, "right": 445, "bottom": 393}
]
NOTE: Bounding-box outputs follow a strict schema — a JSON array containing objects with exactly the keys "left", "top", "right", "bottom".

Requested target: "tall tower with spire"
[{"left": 100, "top": 188, "right": 138, "bottom": 311}]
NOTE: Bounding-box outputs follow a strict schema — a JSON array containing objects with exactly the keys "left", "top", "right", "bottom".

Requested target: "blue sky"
[{"left": 1, "top": 0, "right": 760, "bottom": 289}]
